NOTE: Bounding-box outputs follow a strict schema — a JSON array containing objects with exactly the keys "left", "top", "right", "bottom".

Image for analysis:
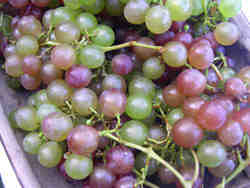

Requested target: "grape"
[
  {"left": 82, "top": 0, "right": 105, "bottom": 15},
  {"left": 9, "top": 0, "right": 29, "bottom": 8},
  {"left": 126, "top": 94, "right": 152, "bottom": 120},
  {"left": 37, "top": 103, "right": 60, "bottom": 122},
  {"left": 163, "top": 84, "right": 185, "bottom": 107},
  {"left": 8, "top": 110, "right": 18, "bottom": 129},
  {"left": 43, "top": 10, "right": 54, "bottom": 30},
  {"left": 218, "top": 119, "right": 243, "bottom": 146},
  {"left": 114, "top": 175, "right": 137, "bottom": 188},
  {"left": 204, "top": 32, "right": 218, "bottom": 49},
  {"left": 20, "top": 74, "right": 41, "bottom": 90},
  {"left": 23, "top": 132, "right": 42, "bottom": 155},
  {"left": 17, "top": 16, "right": 42, "bottom": 38},
  {"left": 197, "top": 140, "right": 227, "bottom": 168},
  {"left": 133, "top": 37, "right": 156, "bottom": 61},
  {"left": 172, "top": 32, "right": 193, "bottom": 49},
  {"left": 91, "top": 25, "right": 115, "bottom": 46},
  {"left": 221, "top": 67, "right": 236, "bottom": 81},
  {"left": 162, "top": 41, "right": 187, "bottom": 67},
  {"left": 148, "top": 125, "right": 167, "bottom": 142},
  {"left": 5, "top": 55, "right": 23, "bottom": 77},
  {"left": 95, "top": 123, "right": 110, "bottom": 149},
  {"left": 22, "top": 55, "right": 41, "bottom": 76},
  {"left": 214, "top": 22, "right": 240, "bottom": 46},
  {"left": 35, "top": 89, "right": 50, "bottom": 106},
  {"left": 225, "top": 77, "right": 246, "bottom": 99},
  {"left": 135, "top": 153, "right": 158, "bottom": 176},
  {"left": 176, "top": 168, "right": 203, "bottom": 188},
  {"left": 143, "top": 57, "right": 165, "bottom": 80},
  {"left": 213, "top": 96, "right": 235, "bottom": 114},
  {"left": 89, "top": 166, "right": 116, "bottom": 188},
  {"left": 71, "top": 88, "right": 98, "bottom": 116},
  {"left": 188, "top": 43, "right": 214, "bottom": 70},
  {"left": 154, "top": 31, "right": 175, "bottom": 46},
  {"left": 177, "top": 69, "right": 207, "bottom": 97},
  {"left": 219, "top": 0, "right": 242, "bottom": 18},
  {"left": 76, "top": 13, "right": 98, "bottom": 33},
  {"left": 145, "top": 5, "right": 172, "bottom": 34},
  {"left": 158, "top": 165, "right": 176, "bottom": 184},
  {"left": 232, "top": 108, "right": 250, "bottom": 135},
  {"left": 41, "top": 62, "right": 63, "bottom": 85},
  {"left": 166, "top": 108, "right": 184, "bottom": 125},
  {"left": 42, "top": 112, "right": 73, "bottom": 141},
  {"left": 55, "top": 22, "right": 80, "bottom": 44},
  {"left": 238, "top": 66, "right": 250, "bottom": 84},
  {"left": 170, "top": 21, "right": 185, "bottom": 33},
  {"left": 173, "top": 117, "right": 203, "bottom": 148},
  {"left": 65, "top": 65, "right": 92, "bottom": 88},
  {"left": 183, "top": 97, "right": 205, "bottom": 117},
  {"left": 63, "top": 0, "right": 82, "bottom": 9},
  {"left": 31, "top": 0, "right": 51, "bottom": 7},
  {"left": 79, "top": 45, "right": 105, "bottom": 69},
  {"left": 141, "top": 109, "right": 156, "bottom": 126},
  {"left": 102, "top": 74, "right": 127, "bottom": 93},
  {"left": 16, "top": 35, "right": 39, "bottom": 57},
  {"left": 124, "top": 0, "right": 149, "bottom": 24},
  {"left": 120, "top": 120, "right": 148, "bottom": 145},
  {"left": 208, "top": 158, "right": 236, "bottom": 178},
  {"left": 196, "top": 101, "right": 227, "bottom": 131},
  {"left": 13, "top": 28, "right": 22, "bottom": 40},
  {"left": 67, "top": 125, "right": 99, "bottom": 155},
  {"left": 52, "top": 7, "right": 77, "bottom": 27},
  {"left": 99, "top": 89, "right": 127, "bottom": 118},
  {"left": 106, "top": 0, "right": 124, "bottom": 16},
  {"left": 65, "top": 154, "right": 93, "bottom": 180},
  {"left": 4, "top": 44, "right": 16, "bottom": 58},
  {"left": 106, "top": 145, "right": 135, "bottom": 175},
  {"left": 38, "top": 141, "right": 63, "bottom": 168},
  {"left": 166, "top": 0, "right": 192, "bottom": 21},
  {"left": 191, "top": 0, "right": 208, "bottom": 16},
  {"left": 47, "top": 80, "right": 73, "bottom": 106},
  {"left": 51, "top": 44, "right": 76, "bottom": 70},
  {"left": 154, "top": 89, "right": 165, "bottom": 105},
  {"left": 112, "top": 54, "right": 133, "bottom": 75}
]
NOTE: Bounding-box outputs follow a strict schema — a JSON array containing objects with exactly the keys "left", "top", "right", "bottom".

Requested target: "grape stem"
[
  {"left": 100, "top": 131, "right": 195, "bottom": 188},
  {"left": 211, "top": 64, "right": 223, "bottom": 81},
  {"left": 101, "top": 41, "right": 163, "bottom": 53}
]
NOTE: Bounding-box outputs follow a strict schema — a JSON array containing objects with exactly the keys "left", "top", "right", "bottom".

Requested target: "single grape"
[
  {"left": 141, "top": 109, "right": 156, "bottom": 126},
  {"left": 214, "top": 22, "right": 240, "bottom": 46},
  {"left": 55, "top": 21, "right": 80, "bottom": 44},
  {"left": 112, "top": 54, "right": 133, "bottom": 75},
  {"left": 51, "top": 44, "right": 76, "bottom": 70},
  {"left": 20, "top": 74, "right": 41, "bottom": 90},
  {"left": 154, "top": 31, "right": 175, "bottom": 46},
  {"left": 208, "top": 158, "right": 236, "bottom": 178},
  {"left": 173, "top": 117, "right": 203, "bottom": 148},
  {"left": 197, "top": 140, "right": 227, "bottom": 168},
  {"left": 5, "top": 55, "right": 23, "bottom": 77},
  {"left": 16, "top": 35, "right": 39, "bottom": 57},
  {"left": 76, "top": 12, "right": 98, "bottom": 33},
  {"left": 219, "top": 0, "right": 242, "bottom": 18},
  {"left": 166, "top": 0, "right": 192, "bottom": 21},
  {"left": 145, "top": 5, "right": 172, "bottom": 34},
  {"left": 35, "top": 89, "right": 50, "bottom": 107},
  {"left": 47, "top": 80, "right": 73, "bottom": 106},
  {"left": 213, "top": 96, "right": 235, "bottom": 114},
  {"left": 221, "top": 67, "right": 236, "bottom": 81},
  {"left": 99, "top": 89, "right": 127, "bottom": 118},
  {"left": 126, "top": 94, "right": 152, "bottom": 120},
  {"left": 158, "top": 165, "right": 176, "bottom": 184},
  {"left": 63, "top": 0, "right": 82, "bottom": 9},
  {"left": 71, "top": 88, "right": 98, "bottom": 116},
  {"left": 232, "top": 108, "right": 250, "bottom": 135},
  {"left": 106, "top": 0, "right": 124, "bottom": 16},
  {"left": 52, "top": 7, "right": 77, "bottom": 27},
  {"left": 102, "top": 74, "right": 127, "bottom": 93},
  {"left": 17, "top": 16, "right": 42, "bottom": 38},
  {"left": 38, "top": 141, "right": 63, "bottom": 168},
  {"left": 91, "top": 25, "right": 115, "bottom": 46},
  {"left": 172, "top": 32, "right": 193, "bottom": 49},
  {"left": 148, "top": 125, "right": 167, "bottom": 142},
  {"left": 37, "top": 103, "right": 60, "bottom": 122},
  {"left": 124, "top": 0, "right": 149, "bottom": 24},
  {"left": 67, "top": 125, "right": 99, "bottom": 155},
  {"left": 105, "top": 145, "right": 135, "bottom": 175},
  {"left": 177, "top": 69, "right": 207, "bottom": 97},
  {"left": 9, "top": 0, "right": 29, "bottom": 8},
  {"left": 143, "top": 57, "right": 165, "bottom": 80},
  {"left": 119, "top": 120, "right": 148, "bottom": 145},
  {"left": 163, "top": 84, "right": 185, "bottom": 107},
  {"left": 31, "top": 0, "right": 51, "bottom": 7},
  {"left": 175, "top": 168, "right": 203, "bottom": 188},
  {"left": 238, "top": 66, "right": 250, "bottom": 84},
  {"left": 43, "top": 10, "right": 54, "bottom": 30},
  {"left": 133, "top": 37, "right": 156, "bottom": 61},
  {"left": 13, "top": 28, "right": 22, "bottom": 40},
  {"left": 79, "top": 45, "right": 105, "bottom": 69},
  {"left": 225, "top": 77, "right": 246, "bottom": 99},
  {"left": 41, "top": 62, "right": 63, "bottom": 85},
  {"left": 162, "top": 41, "right": 187, "bottom": 67},
  {"left": 8, "top": 110, "right": 18, "bottom": 129},
  {"left": 23, "top": 132, "right": 42, "bottom": 155},
  {"left": 183, "top": 97, "right": 205, "bottom": 117},
  {"left": 3, "top": 44, "right": 16, "bottom": 58},
  {"left": 135, "top": 153, "right": 158, "bottom": 176},
  {"left": 22, "top": 55, "right": 41, "bottom": 76},
  {"left": 166, "top": 108, "right": 184, "bottom": 125},
  {"left": 114, "top": 175, "right": 137, "bottom": 188}
]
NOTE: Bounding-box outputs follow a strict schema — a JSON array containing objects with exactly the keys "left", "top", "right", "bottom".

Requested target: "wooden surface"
[{"left": 0, "top": 11, "right": 250, "bottom": 188}]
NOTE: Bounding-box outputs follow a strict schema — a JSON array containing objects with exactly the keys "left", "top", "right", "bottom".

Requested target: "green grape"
[
  {"left": 128, "top": 76, "right": 156, "bottom": 99},
  {"left": 55, "top": 21, "right": 80, "bottom": 44},
  {"left": 167, "top": 108, "right": 184, "bottom": 125},
  {"left": 91, "top": 25, "right": 115, "bottom": 46},
  {"left": 80, "top": 0, "right": 97, "bottom": 6},
  {"left": 79, "top": 45, "right": 105, "bottom": 69},
  {"left": 43, "top": 10, "right": 54, "bottom": 30},
  {"left": 76, "top": 13, "right": 98, "bottom": 33},
  {"left": 52, "top": 7, "right": 78, "bottom": 27},
  {"left": 14, "top": 106, "right": 39, "bottom": 131},
  {"left": 141, "top": 109, "right": 156, "bottom": 126},
  {"left": 27, "top": 94, "right": 37, "bottom": 106},
  {"left": 135, "top": 153, "right": 158, "bottom": 176},
  {"left": 221, "top": 67, "right": 236, "bottom": 81},
  {"left": 191, "top": 0, "right": 208, "bottom": 16},
  {"left": 197, "top": 140, "right": 227, "bottom": 168},
  {"left": 166, "top": 0, "right": 192, "bottom": 21},
  {"left": 145, "top": 5, "right": 172, "bottom": 34},
  {"left": 126, "top": 94, "right": 152, "bottom": 120},
  {"left": 64, "top": 0, "right": 82, "bottom": 9},
  {"left": 35, "top": 89, "right": 50, "bottom": 107},
  {"left": 219, "top": 0, "right": 242, "bottom": 18},
  {"left": 120, "top": 120, "right": 148, "bottom": 145},
  {"left": 8, "top": 110, "right": 18, "bottom": 129},
  {"left": 120, "top": 0, "right": 128, "bottom": 3},
  {"left": 142, "top": 57, "right": 165, "bottom": 80},
  {"left": 37, "top": 103, "right": 60, "bottom": 122},
  {"left": 23, "top": 132, "right": 42, "bottom": 155},
  {"left": 65, "top": 154, "right": 93, "bottom": 180},
  {"left": 38, "top": 141, "right": 63, "bottom": 168},
  {"left": 82, "top": 0, "right": 105, "bottom": 15},
  {"left": 16, "top": 35, "right": 39, "bottom": 57},
  {"left": 106, "top": 0, "right": 124, "bottom": 16}
]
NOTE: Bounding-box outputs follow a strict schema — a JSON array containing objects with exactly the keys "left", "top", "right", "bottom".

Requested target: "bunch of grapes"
[{"left": 2, "top": 0, "right": 250, "bottom": 187}]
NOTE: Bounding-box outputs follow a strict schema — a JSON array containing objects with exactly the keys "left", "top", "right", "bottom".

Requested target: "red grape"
[
  {"left": 163, "top": 84, "right": 185, "bottom": 107},
  {"left": 112, "top": 54, "right": 133, "bottom": 75}
]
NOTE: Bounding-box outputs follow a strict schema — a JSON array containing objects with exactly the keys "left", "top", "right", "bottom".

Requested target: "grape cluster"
[{"left": 2, "top": 0, "right": 249, "bottom": 188}]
